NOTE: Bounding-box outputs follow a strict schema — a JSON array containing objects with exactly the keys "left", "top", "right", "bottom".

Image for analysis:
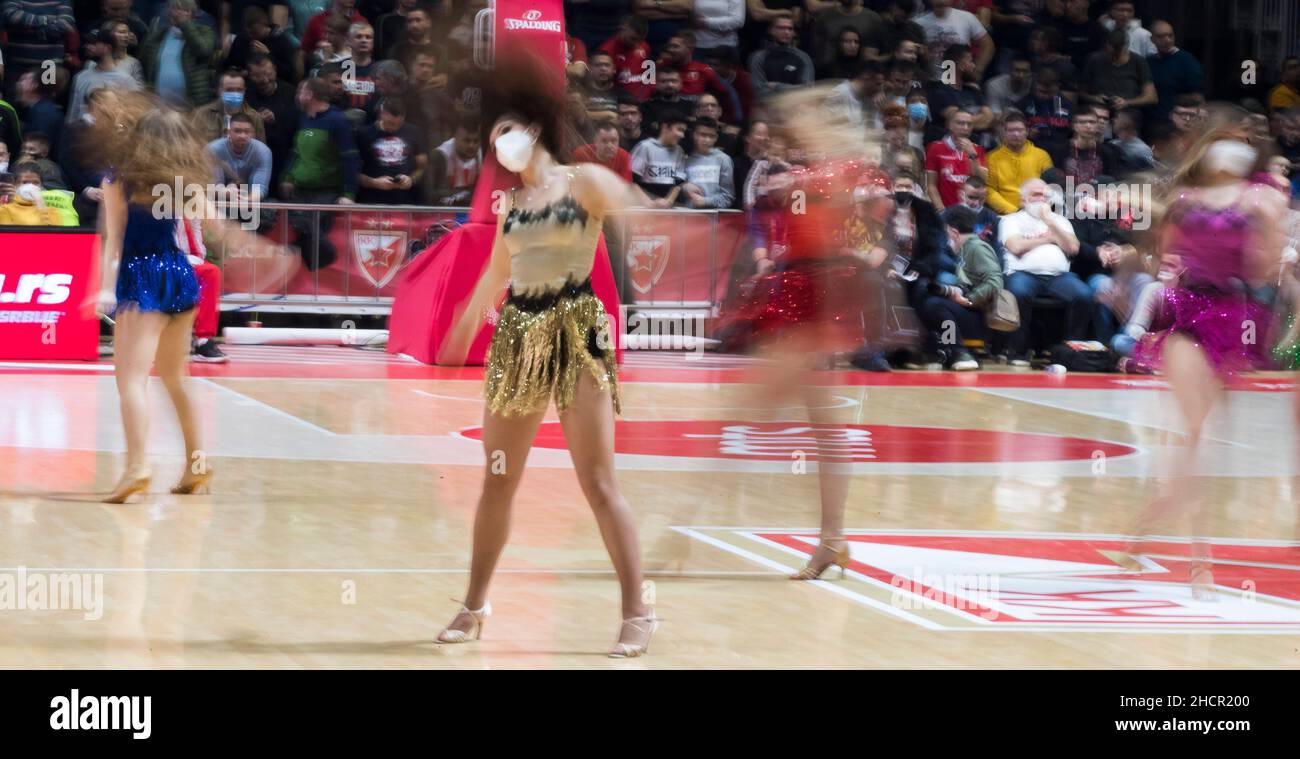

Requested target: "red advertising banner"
[
  {"left": 0, "top": 230, "right": 100, "bottom": 360},
  {"left": 618, "top": 212, "right": 747, "bottom": 304}
]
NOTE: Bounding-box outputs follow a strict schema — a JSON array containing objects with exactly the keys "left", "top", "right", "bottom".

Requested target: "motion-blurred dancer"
[
  {"left": 86, "top": 92, "right": 290, "bottom": 502},
  {"left": 434, "top": 72, "right": 657, "bottom": 657},
  {"left": 1122, "top": 116, "right": 1286, "bottom": 594},
  {"left": 727, "top": 87, "right": 900, "bottom": 581}
]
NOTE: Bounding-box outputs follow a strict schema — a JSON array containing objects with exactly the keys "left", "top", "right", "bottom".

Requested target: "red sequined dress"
[{"left": 729, "top": 158, "right": 888, "bottom": 352}]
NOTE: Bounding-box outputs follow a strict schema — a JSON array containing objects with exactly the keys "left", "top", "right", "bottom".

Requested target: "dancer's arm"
[
  {"left": 572, "top": 161, "right": 652, "bottom": 217},
  {"left": 1245, "top": 184, "right": 1287, "bottom": 285},
  {"left": 86, "top": 178, "right": 128, "bottom": 318},
  {"left": 436, "top": 211, "right": 512, "bottom": 366}
]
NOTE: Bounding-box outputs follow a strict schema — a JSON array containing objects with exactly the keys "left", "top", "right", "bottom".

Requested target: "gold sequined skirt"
[{"left": 484, "top": 278, "right": 620, "bottom": 418}]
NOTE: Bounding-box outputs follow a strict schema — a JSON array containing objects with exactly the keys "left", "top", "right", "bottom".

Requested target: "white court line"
[
  {"left": 670, "top": 526, "right": 948, "bottom": 630},
  {"left": 196, "top": 378, "right": 338, "bottom": 437},
  {"left": 676, "top": 526, "right": 1300, "bottom": 547}
]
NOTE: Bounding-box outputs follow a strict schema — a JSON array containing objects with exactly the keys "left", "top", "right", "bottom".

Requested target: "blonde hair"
[{"left": 93, "top": 90, "right": 215, "bottom": 206}]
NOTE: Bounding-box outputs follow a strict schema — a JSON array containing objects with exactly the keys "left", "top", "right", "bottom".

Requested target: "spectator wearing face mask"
[
  {"left": 998, "top": 177, "right": 1091, "bottom": 366},
  {"left": 941, "top": 175, "right": 1003, "bottom": 266},
  {"left": 0, "top": 163, "right": 62, "bottom": 225},
  {"left": 986, "top": 110, "right": 1053, "bottom": 214},
  {"left": 918, "top": 204, "right": 1004, "bottom": 371},
  {"left": 16, "top": 132, "right": 66, "bottom": 190},
  {"left": 192, "top": 69, "right": 267, "bottom": 144}
]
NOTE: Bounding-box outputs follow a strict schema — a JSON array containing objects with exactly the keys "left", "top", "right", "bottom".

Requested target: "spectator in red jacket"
[
  {"left": 572, "top": 117, "right": 633, "bottom": 181},
  {"left": 656, "top": 30, "right": 742, "bottom": 124},
  {"left": 599, "top": 14, "right": 653, "bottom": 102}
]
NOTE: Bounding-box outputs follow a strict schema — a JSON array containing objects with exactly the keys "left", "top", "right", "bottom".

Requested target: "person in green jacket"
[
  {"left": 919, "top": 204, "right": 1005, "bottom": 371},
  {"left": 140, "top": 0, "right": 216, "bottom": 109}
]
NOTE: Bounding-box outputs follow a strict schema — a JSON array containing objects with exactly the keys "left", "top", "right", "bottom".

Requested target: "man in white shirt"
[
  {"left": 1101, "top": 0, "right": 1156, "bottom": 58},
  {"left": 913, "top": 0, "right": 994, "bottom": 81},
  {"left": 997, "top": 178, "right": 1093, "bottom": 364},
  {"left": 826, "top": 60, "right": 886, "bottom": 130}
]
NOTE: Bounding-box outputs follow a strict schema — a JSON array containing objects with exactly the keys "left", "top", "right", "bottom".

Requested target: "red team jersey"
[
  {"left": 572, "top": 144, "right": 634, "bottom": 182},
  {"left": 924, "top": 137, "right": 987, "bottom": 208},
  {"left": 599, "top": 36, "right": 653, "bottom": 101}
]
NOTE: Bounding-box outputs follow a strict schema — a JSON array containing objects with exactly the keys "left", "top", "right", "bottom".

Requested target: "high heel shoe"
[
  {"left": 436, "top": 599, "right": 491, "bottom": 644},
  {"left": 171, "top": 468, "right": 214, "bottom": 495},
  {"left": 103, "top": 472, "right": 151, "bottom": 504},
  {"left": 789, "top": 538, "right": 850, "bottom": 580},
  {"left": 608, "top": 611, "right": 659, "bottom": 658}
]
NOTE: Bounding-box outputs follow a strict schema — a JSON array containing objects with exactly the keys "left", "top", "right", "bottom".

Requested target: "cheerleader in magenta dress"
[{"left": 1121, "top": 122, "right": 1286, "bottom": 594}]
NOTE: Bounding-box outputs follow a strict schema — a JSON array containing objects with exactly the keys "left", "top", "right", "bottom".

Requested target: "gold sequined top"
[{"left": 502, "top": 168, "right": 604, "bottom": 296}]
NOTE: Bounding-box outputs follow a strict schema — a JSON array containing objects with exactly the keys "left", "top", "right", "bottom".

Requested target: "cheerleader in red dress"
[{"left": 727, "top": 90, "right": 901, "bottom": 581}]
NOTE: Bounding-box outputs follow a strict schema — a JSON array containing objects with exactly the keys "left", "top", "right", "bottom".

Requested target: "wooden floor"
[{"left": 1, "top": 346, "right": 1298, "bottom": 668}]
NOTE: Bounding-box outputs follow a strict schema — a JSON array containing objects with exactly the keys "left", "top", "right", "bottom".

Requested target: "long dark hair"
[{"left": 477, "top": 48, "right": 583, "bottom": 163}]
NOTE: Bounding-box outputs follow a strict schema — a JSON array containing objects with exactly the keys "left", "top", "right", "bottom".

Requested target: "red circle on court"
[{"left": 459, "top": 421, "right": 1137, "bottom": 463}]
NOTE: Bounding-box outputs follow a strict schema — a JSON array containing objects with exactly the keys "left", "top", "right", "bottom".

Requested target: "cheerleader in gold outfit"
[{"left": 434, "top": 87, "right": 656, "bottom": 657}]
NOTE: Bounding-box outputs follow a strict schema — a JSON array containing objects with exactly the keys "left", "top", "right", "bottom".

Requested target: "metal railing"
[{"left": 215, "top": 200, "right": 745, "bottom": 316}]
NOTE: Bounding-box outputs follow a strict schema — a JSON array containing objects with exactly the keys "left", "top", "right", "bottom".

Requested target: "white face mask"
[
  {"left": 494, "top": 129, "right": 536, "bottom": 173},
  {"left": 17, "top": 183, "right": 41, "bottom": 202},
  {"left": 1203, "top": 140, "right": 1257, "bottom": 178}
]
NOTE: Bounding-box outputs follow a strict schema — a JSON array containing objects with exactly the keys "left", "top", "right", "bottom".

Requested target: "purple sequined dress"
[{"left": 1131, "top": 195, "right": 1270, "bottom": 376}]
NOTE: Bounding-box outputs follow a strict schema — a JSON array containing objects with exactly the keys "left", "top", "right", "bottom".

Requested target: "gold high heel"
[
  {"left": 608, "top": 611, "right": 659, "bottom": 658},
  {"left": 790, "top": 538, "right": 850, "bottom": 580},
  {"left": 171, "top": 468, "right": 214, "bottom": 495},
  {"left": 436, "top": 599, "right": 491, "bottom": 644},
  {"left": 103, "top": 472, "right": 151, "bottom": 504}
]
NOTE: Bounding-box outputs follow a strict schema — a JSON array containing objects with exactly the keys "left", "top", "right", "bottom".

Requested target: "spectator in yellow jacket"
[
  {"left": 986, "top": 111, "right": 1054, "bottom": 215},
  {"left": 0, "top": 164, "right": 62, "bottom": 226}
]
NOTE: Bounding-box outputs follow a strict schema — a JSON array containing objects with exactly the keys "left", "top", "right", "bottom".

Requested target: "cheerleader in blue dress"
[{"left": 87, "top": 91, "right": 278, "bottom": 503}]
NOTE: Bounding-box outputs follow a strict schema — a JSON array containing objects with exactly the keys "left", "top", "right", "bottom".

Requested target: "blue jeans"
[
  {"left": 1090, "top": 272, "right": 1155, "bottom": 346},
  {"left": 1005, "top": 271, "right": 1093, "bottom": 354}
]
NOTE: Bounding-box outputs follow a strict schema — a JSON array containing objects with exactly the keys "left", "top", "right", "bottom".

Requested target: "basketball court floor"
[{"left": 1, "top": 346, "right": 1298, "bottom": 668}]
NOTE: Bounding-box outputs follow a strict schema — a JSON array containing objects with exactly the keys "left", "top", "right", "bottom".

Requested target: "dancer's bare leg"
[
  {"left": 154, "top": 309, "right": 203, "bottom": 486},
  {"left": 1156, "top": 334, "right": 1222, "bottom": 591},
  {"left": 804, "top": 379, "right": 850, "bottom": 558},
  {"left": 112, "top": 309, "right": 169, "bottom": 481},
  {"left": 559, "top": 372, "right": 650, "bottom": 644},
  {"left": 442, "top": 405, "right": 546, "bottom": 636}
]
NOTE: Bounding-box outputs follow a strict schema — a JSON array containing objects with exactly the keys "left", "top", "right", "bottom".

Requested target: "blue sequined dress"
[{"left": 115, "top": 205, "right": 201, "bottom": 314}]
